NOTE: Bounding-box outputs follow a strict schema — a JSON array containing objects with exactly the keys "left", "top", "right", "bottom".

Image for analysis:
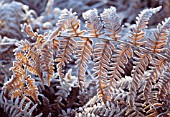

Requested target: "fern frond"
[
  {"left": 17, "top": 26, "right": 54, "bottom": 86},
  {"left": 61, "top": 9, "right": 85, "bottom": 36},
  {"left": 125, "top": 105, "right": 145, "bottom": 117},
  {"left": 54, "top": 70, "right": 78, "bottom": 110},
  {"left": 157, "top": 64, "right": 170, "bottom": 97},
  {"left": 75, "top": 37, "right": 93, "bottom": 88},
  {"left": 128, "top": 6, "right": 161, "bottom": 46},
  {"left": 3, "top": 61, "right": 25, "bottom": 98},
  {"left": 151, "top": 55, "right": 168, "bottom": 73},
  {"left": 56, "top": 37, "right": 76, "bottom": 79},
  {"left": 100, "top": 6, "right": 122, "bottom": 41},
  {"left": 40, "top": 41, "right": 54, "bottom": 86},
  {"left": 23, "top": 75, "right": 39, "bottom": 103},
  {"left": 143, "top": 69, "right": 159, "bottom": 101},
  {"left": 75, "top": 112, "right": 98, "bottom": 117},
  {"left": 3, "top": 61, "right": 39, "bottom": 102},
  {"left": 49, "top": 9, "right": 84, "bottom": 40},
  {"left": 144, "top": 59, "right": 169, "bottom": 107},
  {"left": 93, "top": 40, "right": 114, "bottom": 103},
  {"left": 129, "top": 49, "right": 152, "bottom": 106},
  {"left": 157, "top": 71, "right": 170, "bottom": 101},
  {"left": 14, "top": 39, "right": 44, "bottom": 84},
  {"left": 52, "top": 38, "right": 60, "bottom": 51},
  {"left": 147, "top": 18, "right": 170, "bottom": 53},
  {"left": 0, "top": 92, "right": 38, "bottom": 117},
  {"left": 111, "top": 88, "right": 129, "bottom": 105},
  {"left": 22, "top": 23, "right": 38, "bottom": 38},
  {"left": 83, "top": 9, "right": 103, "bottom": 37},
  {"left": 143, "top": 103, "right": 159, "bottom": 117},
  {"left": 110, "top": 44, "right": 133, "bottom": 83},
  {"left": 78, "top": 98, "right": 128, "bottom": 117}
]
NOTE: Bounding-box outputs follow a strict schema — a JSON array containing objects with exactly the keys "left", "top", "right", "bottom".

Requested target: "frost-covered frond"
[
  {"left": 83, "top": 9, "right": 103, "bottom": 37},
  {"left": 56, "top": 37, "right": 76, "bottom": 79},
  {"left": 23, "top": 75, "right": 39, "bottom": 102},
  {"left": 157, "top": 64, "right": 170, "bottom": 97},
  {"left": 76, "top": 98, "right": 128, "bottom": 117},
  {"left": 17, "top": 25, "right": 54, "bottom": 86},
  {"left": 22, "top": 23, "right": 38, "bottom": 38},
  {"left": 1, "top": 4, "right": 170, "bottom": 117},
  {"left": 145, "top": 65, "right": 170, "bottom": 117},
  {"left": 136, "top": 7, "right": 161, "bottom": 29},
  {"left": 143, "top": 55, "right": 169, "bottom": 103},
  {"left": 58, "top": 9, "right": 85, "bottom": 37},
  {"left": 2, "top": 24, "right": 54, "bottom": 103},
  {"left": 49, "top": 9, "right": 83, "bottom": 39},
  {"left": 100, "top": 6, "right": 122, "bottom": 41},
  {"left": 62, "top": 10, "right": 85, "bottom": 37},
  {"left": 110, "top": 44, "right": 133, "bottom": 83},
  {"left": 75, "top": 37, "right": 93, "bottom": 89},
  {"left": 129, "top": 49, "right": 152, "bottom": 106},
  {"left": 15, "top": 40, "right": 44, "bottom": 83},
  {"left": 143, "top": 69, "right": 159, "bottom": 101},
  {"left": 147, "top": 18, "right": 170, "bottom": 53},
  {"left": 2, "top": 61, "right": 39, "bottom": 103},
  {"left": 128, "top": 6, "right": 161, "bottom": 46},
  {"left": 54, "top": 70, "right": 79, "bottom": 110},
  {"left": 0, "top": 92, "right": 39, "bottom": 117},
  {"left": 3, "top": 61, "right": 25, "bottom": 98},
  {"left": 93, "top": 40, "right": 114, "bottom": 103},
  {"left": 58, "top": 9, "right": 77, "bottom": 30},
  {"left": 151, "top": 55, "right": 168, "bottom": 73},
  {"left": 39, "top": 40, "right": 54, "bottom": 86}
]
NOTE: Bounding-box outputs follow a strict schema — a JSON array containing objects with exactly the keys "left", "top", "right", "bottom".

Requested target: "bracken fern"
[{"left": 0, "top": 5, "right": 170, "bottom": 117}]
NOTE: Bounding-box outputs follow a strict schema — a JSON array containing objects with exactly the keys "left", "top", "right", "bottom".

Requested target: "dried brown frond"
[
  {"left": 157, "top": 64, "right": 170, "bottom": 98},
  {"left": 15, "top": 40, "right": 44, "bottom": 83},
  {"left": 143, "top": 69, "right": 159, "bottom": 101},
  {"left": 22, "top": 23, "right": 38, "bottom": 38},
  {"left": 143, "top": 103, "right": 159, "bottom": 117},
  {"left": 75, "top": 37, "right": 93, "bottom": 88},
  {"left": 147, "top": 18, "right": 170, "bottom": 53},
  {"left": 129, "top": 48, "right": 152, "bottom": 106},
  {"left": 52, "top": 38, "right": 60, "bottom": 51},
  {"left": 110, "top": 44, "right": 133, "bottom": 83},
  {"left": 40, "top": 41, "right": 54, "bottom": 86},
  {"left": 3, "top": 61, "right": 39, "bottom": 102},
  {"left": 2, "top": 24, "right": 54, "bottom": 104},
  {"left": 1, "top": 4, "right": 170, "bottom": 117},
  {"left": 3, "top": 61, "right": 24, "bottom": 98},
  {"left": 56, "top": 37, "right": 76, "bottom": 79},
  {"left": 93, "top": 40, "right": 114, "bottom": 103},
  {"left": 23, "top": 75, "right": 39, "bottom": 102}
]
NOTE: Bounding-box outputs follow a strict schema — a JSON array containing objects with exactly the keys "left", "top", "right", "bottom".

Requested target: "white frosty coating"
[
  {"left": 154, "top": 17, "right": 170, "bottom": 41},
  {"left": 159, "top": 17, "right": 170, "bottom": 31},
  {"left": 0, "top": 92, "right": 38, "bottom": 116},
  {"left": 0, "top": 36, "right": 18, "bottom": 52},
  {"left": 147, "top": 17, "right": 170, "bottom": 52},
  {"left": 136, "top": 6, "right": 162, "bottom": 30},
  {"left": 100, "top": 6, "right": 121, "bottom": 39},
  {"left": 57, "top": 9, "right": 77, "bottom": 31},
  {"left": 82, "top": 9, "right": 102, "bottom": 31}
]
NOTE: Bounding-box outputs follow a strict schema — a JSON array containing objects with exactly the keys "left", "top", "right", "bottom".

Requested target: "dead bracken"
[{"left": 0, "top": 1, "right": 170, "bottom": 117}]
